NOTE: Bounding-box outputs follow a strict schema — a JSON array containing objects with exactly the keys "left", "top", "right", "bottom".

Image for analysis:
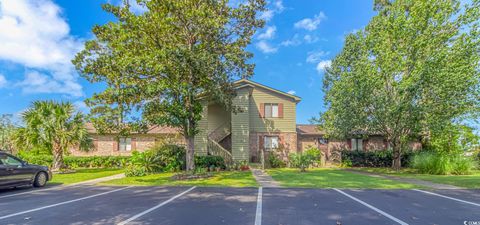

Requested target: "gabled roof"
[
  {"left": 296, "top": 124, "right": 325, "bottom": 135},
  {"left": 233, "top": 79, "right": 301, "bottom": 102},
  {"left": 85, "top": 123, "right": 180, "bottom": 134}
]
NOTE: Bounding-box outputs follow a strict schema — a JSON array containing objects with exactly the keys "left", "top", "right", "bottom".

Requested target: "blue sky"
[{"left": 0, "top": 0, "right": 375, "bottom": 124}]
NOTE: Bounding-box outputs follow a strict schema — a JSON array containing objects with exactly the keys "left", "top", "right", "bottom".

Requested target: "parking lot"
[{"left": 0, "top": 185, "right": 479, "bottom": 225}]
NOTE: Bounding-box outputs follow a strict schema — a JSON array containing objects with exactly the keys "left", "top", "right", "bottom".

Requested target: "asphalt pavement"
[{"left": 0, "top": 185, "right": 479, "bottom": 225}]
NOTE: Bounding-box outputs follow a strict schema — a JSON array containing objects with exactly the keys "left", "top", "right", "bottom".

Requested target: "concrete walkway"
[
  {"left": 251, "top": 169, "right": 281, "bottom": 188},
  {"left": 344, "top": 169, "right": 461, "bottom": 189},
  {"left": 67, "top": 173, "right": 126, "bottom": 186}
]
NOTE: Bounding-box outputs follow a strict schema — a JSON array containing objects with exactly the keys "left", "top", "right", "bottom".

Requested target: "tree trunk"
[
  {"left": 392, "top": 144, "right": 402, "bottom": 170},
  {"left": 52, "top": 146, "right": 66, "bottom": 171},
  {"left": 185, "top": 136, "right": 195, "bottom": 172}
]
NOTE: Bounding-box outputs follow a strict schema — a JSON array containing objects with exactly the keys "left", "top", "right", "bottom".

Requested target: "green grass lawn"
[
  {"left": 50, "top": 168, "right": 124, "bottom": 185},
  {"left": 353, "top": 167, "right": 480, "bottom": 189},
  {"left": 101, "top": 171, "right": 258, "bottom": 187},
  {"left": 267, "top": 168, "right": 421, "bottom": 189}
]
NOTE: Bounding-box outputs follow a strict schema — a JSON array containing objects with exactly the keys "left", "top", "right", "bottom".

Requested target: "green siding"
[
  {"left": 194, "top": 102, "right": 208, "bottom": 155},
  {"left": 231, "top": 87, "right": 251, "bottom": 161},
  {"left": 207, "top": 103, "right": 231, "bottom": 132},
  {"left": 249, "top": 87, "right": 297, "bottom": 133}
]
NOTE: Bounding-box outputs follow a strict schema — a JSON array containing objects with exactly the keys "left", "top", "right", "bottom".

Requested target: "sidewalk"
[
  {"left": 251, "top": 169, "right": 281, "bottom": 188},
  {"left": 66, "top": 173, "right": 126, "bottom": 186},
  {"left": 344, "top": 169, "right": 461, "bottom": 189}
]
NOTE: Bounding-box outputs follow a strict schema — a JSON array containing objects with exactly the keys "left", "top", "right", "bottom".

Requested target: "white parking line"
[
  {"left": 254, "top": 187, "right": 263, "bottom": 225},
  {"left": 117, "top": 186, "right": 196, "bottom": 225},
  {"left": 0, "top": 186, "right": 131, "bottom": 220},
  {"left": 0, "top": 184, "right": 82, "bottom": 200},
  {"left": 413, "top": 189, "right": 480, "bottom": 207},
  {"left": 333, "top": 188, "right": 409, "bottom": 225}
]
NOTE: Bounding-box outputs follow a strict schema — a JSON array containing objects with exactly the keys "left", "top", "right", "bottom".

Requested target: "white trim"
[
  {"left": 0, "top": 186, "right": 131, "bottom": 220},
  {"left": 413, "top": 189, "right": 480, "bottom": 207},
  {"left": 255, "top": 187, "right": 263, "bottom": 225},
  {"left": 117, "top": 186, "right": 196, "bottom": 225},
  {"left": 333, "top": 189, "right": 409, "bottom": 225}
]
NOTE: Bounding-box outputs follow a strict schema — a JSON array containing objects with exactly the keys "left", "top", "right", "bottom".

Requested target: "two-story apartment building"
[{"left": 70, "top": 79, "right": 421, "bottom": 162}]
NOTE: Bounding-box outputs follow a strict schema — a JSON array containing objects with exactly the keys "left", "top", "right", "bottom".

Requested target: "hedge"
[
  {"left": 195, "top": 155, "right": 225, "bottom": 169},
  {"left": 341, "top": 150, "right": 415, "bottom": 167},
  {"left": 18, "top": 155, "right": 130, "bottom": 169}
]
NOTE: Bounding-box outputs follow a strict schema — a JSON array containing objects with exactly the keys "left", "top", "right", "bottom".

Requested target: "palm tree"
[{"left": 14, "top": 101, "right": 91, "bottom": 171}]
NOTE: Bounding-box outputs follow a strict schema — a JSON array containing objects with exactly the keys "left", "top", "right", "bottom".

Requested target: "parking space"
[
  {"left": 0, "top": 186, "right": 190, "bottom": 225},
  {"left": 340, "top": 189, "right": 480, "bottom": 225},
  {"left": 0, "top": 185, "right": 479, "bottom": 225},
  {"left": 128, "top": 187, "right": 258, "bottom": 225},
  {"left": 262, "top": 188, "right": 396, "bottom": 225}
]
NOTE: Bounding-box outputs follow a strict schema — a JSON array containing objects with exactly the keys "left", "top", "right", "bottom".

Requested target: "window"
[
  {"left": 318, "top": 137, "right": 328, "bottom": 145},
  {"left": 0, "top": 155, "right": 23, "bottom": 166},
  {"left": 119, "top": 138, "right": 132, "bottom": 151},
  {"left": 264, "top": 136, "right": 279, "bottom": 150},
  {"left": 264, "top": 103, "right": 279, "bottom": 118},
  {"left": 351, "top": 138, "right": 363, "bottom": 151}
]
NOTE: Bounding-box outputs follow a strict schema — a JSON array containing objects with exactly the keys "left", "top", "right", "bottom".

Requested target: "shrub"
[
  {"left": 129, "top": 150, "right": 163, "bottom": 173},
  {"left": 268, "top": 153, "right": 286, "bottom": 168},
  {"left": 195, "top": 155, "right": 225, "bottom": 170},
  {"left": 341, "top": 150, "right": 415, "bottom": 168},
  {"left": 125, "top": 164, "right": 147, "bottom": 177},
  {"left": 16, "top": 153, "right": 129, "bottom": 169},
  {"left": 304, "top": 147, "right": 322, "bottom": 167},
  {"left": 288, "top": 152, "right": 316, "bottom": 172},
  {"left": 411, "top": 152, "right": 476, "bottom": 175},
  {"left": 149, "top": 144, "right": 186, "bottom": 172},
  {"left": 127, "top": 144, "right": 187, "bottom": 175}
]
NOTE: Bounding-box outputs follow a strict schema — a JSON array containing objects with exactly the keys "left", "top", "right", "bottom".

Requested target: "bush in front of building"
[
  {"left": 268, "top": 152, "right": 286, "bottom": 168},
  {"left": 195, "top": 155, "right": 226, "bottom": 171},
  {"left": 288, "top": 152, "right": 319, "bottom": 172},
  {"left": 341, "top": 150, "right": 415, "bottom": 168},
  {"left": 17, "top": 151, "right": 130, "bottom": 168}
]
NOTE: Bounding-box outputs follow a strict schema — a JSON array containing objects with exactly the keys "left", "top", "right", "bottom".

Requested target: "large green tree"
[
  {"left": 0, "top": 114, "right": 16, "bottom": 153},
  {"left": 320, "top": 0, "right": 480, "bottom": 169},
  {"left": 14, "top": 101, "right": 91, "bottom": 171},
  {"left": 73, "top": 0, "right": 265, "bottom": 170}
]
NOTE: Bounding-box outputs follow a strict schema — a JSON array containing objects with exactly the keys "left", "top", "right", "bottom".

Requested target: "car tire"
[{"left": 33, "top": 172, "right": 48, "bottom": 187}]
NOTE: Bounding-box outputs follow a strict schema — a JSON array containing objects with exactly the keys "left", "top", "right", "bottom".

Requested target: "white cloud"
[
  {"left": 281, "top": 34, "right": 302, "bottom": 47},
  {"left": 0, "top": 0, "right": 83, "bottom": 96},
  {"left": 0, "top": 74, "right": 6, "bottom": 88},
  {"left": 304, "top": 34, "right": 320, "bottom": 43},
  {"left": 287, "top": 90, "right": 296, "bottom": 95},
  {"left": 259, "top": 10, "right": 274, "bottom": 21},
  {"left": 294, "top": 12, "right": 326, "bottom": 31},
  {"left": 258, "top": 0, "right": 285, "bottom": 21},
  {"left": 258, "top": 26, "right": 276, "bottom": 40},
  {"left": 316, "top": 60, "right": 331, "bottom": 73},
  {"left": 306, "top": 51, "right": 329, "bottom": 63},
  {"left": 19, "top": 71, "right": 82, "bottom": 96},
  {"left": 273, "top": 0, "right": 285, "bottom": 13},
  {"left": 256, "top": 41, "right": 278, "bottom": 53},
  {"left": 73, "top": 100, "right": 89, "bottom": 113}
]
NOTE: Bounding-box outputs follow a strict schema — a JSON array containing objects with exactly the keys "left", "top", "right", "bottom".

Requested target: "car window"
[{"left": 0, "top": 155, "right": 23, "bottom": 166}]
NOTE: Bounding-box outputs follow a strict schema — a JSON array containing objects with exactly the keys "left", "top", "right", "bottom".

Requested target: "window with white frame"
[
  {"left": 119, "top": 137, "right": 132, "bottom": 151},
  {"left": 264, "top": 136, "right": 279, "bottom": 150},
  {"left": 264, "top": 103, "right": 279, "bottom": 118},
  {"left": 351, "top": 138, "right": 363, "bottom": 151}
]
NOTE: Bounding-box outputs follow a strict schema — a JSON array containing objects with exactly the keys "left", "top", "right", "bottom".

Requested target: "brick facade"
[
  {"left": 69, "top": 134, "right": 184, "bottom": 156},
  {"left": 249, "top": 132, "right": 297, "bottom": 163}
]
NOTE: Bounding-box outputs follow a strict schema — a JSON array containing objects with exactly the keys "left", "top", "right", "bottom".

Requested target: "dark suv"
[{"left": 0, "top": 151, "right": 52, "bottom": 188}]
